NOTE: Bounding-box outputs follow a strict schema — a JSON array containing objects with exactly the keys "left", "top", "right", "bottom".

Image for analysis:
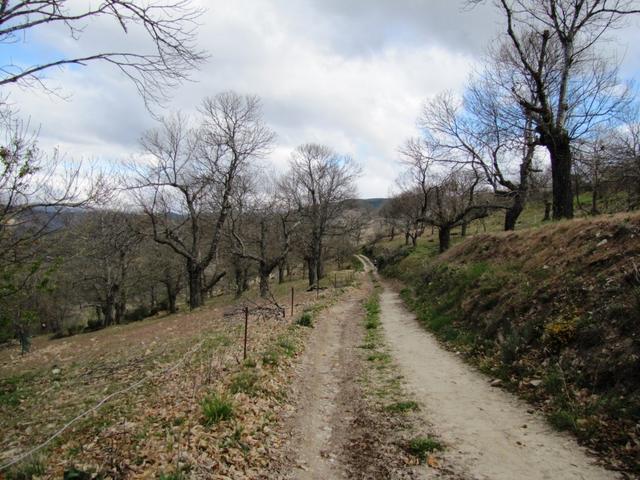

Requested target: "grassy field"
[{"left": 0, "top": 268, "right": 359, "bottom": 479}]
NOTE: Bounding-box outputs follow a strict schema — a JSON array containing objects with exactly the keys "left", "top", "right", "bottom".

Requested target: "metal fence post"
[{"left": 243, "top": 306, "right": 249, "bottom": 360}]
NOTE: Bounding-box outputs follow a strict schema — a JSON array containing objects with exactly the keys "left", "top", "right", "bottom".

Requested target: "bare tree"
[
  {"left": 0, "top": 111, "right": 106, "bottom": 347},
  {"left": 399, "top": 138, "right": 497, "bottom": 251},
  {"left": 421, "top": 80, "right": 538, "bottom": 230},
  {"left": 427, "top": 169, "right": 494, "bottom": 252},
  {"left": 130, "top": 92, "right": 274, "bottom": 309},
  {"left": 469, "top": 0, "right": 637, "bottom": 219},
  {"left": 231, "top": 180, "right": 300, "bottom": 298},
  {"left": 386, "top": 189, "right": 426, "bottom": 246},
  {"left": 283, "top": 144, "right": 360, "bottom": 287},
  {"left": 76, "top": 209, "right": 143, "bottom": 327},
  {"left": 0, "top": 0, "right": 206, "bottom": 105},
  {"left": 611, "top": 109, "right": 640, "bottom": 209}
]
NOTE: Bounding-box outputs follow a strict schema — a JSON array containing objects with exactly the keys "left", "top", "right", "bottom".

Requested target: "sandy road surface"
[{"left": 367, "top": 252, "right": 617, "bottom": 480}]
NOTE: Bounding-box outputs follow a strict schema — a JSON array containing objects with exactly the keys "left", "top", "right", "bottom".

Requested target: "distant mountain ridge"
[{"left": 345, "top": 198, "right": 388, "bottom": 211}]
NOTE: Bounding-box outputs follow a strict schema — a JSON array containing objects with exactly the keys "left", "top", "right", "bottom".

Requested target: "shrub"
[
  {"left": 66, "top": 324, "right": 84, "bottom": 337},
  {"left": 201, "top": 393, "right": 234, "bottom": 425},
  {"left": 543, "top": 317, "right": 577, "bottom": 348},
  {"left": 124, "top": 305, "right": 150, "bottom": 323}
]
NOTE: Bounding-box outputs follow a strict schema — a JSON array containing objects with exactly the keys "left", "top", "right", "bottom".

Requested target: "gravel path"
[{"left": 373, "top": 263, "right": 618, "bottom": 480}]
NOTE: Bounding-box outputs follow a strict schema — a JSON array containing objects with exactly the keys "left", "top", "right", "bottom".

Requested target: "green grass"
[
  {"left": 548, "top": 409, "right": 578, "bottom": 432},
  {"left": 364, "top": 292, "right": 381, "bottom": 330},
  {"left": 201, "top": 393, "right": 234, "bottom": 425},
  {"left": 158, "top": 468, "right": 187, "bottom": 480},
  {"left": 277, "top": 337, "right": 297, "bottom": 357},
  {"left": 385, "top": 400, "right": 419, "bottom": 413},
  {"left": 406, "top": 436, "right": 443, "bottom": 462},
  {"left": 0, "top": 373, "right": 35, "bottom": 408},
  {"left": 366, "top": 351, "right": 391, "bottom": 363},
  {"left": 350, "top": 255, "right": 365, "bottom": 272}
]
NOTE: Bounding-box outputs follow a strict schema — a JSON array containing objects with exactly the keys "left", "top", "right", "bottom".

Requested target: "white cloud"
[{"left": 4, "top": 0, "right": 639, "bottom": 198}]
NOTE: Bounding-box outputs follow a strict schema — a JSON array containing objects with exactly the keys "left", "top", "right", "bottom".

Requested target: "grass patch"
[
  {"left": 385, "top": 400, "right": 419, "bottom": 413},
  {"left": 5, "top": 457, "right": 46, "bottom": 480},
  {"left": 367, "top": 351, "right": 391, "bottom": 363},
  {"left": 229, "top": 370, "right": 259, "bottom": 396},
  {"left": 158, "top": 468, "right": 188, "bottom": 480},
  {"left": 406, "top": 436, "right": 443, "bottom": 462},
  {"left": 548, "top": 409, "right": 578, "bottom": 432},
  {"left": 350, "top": 255, "right": 365, "bottom": 272},
  {"left": 201, "top": 392, "right": 234, "bottom": 426},
  {"left": 364, "top": 292, "right": 381, "bottom": 330},
  {"left": 277, "top": 336, "right": 297, "bottom": 357},
  {"left": 0, "top": 373, "right": 35, "bottom": 408},
  {"left": 262, "top": 349, "right": 279, "bottom": 366},
  {"left": 296, "top": 311, "right": 313, "bottom": 327}
]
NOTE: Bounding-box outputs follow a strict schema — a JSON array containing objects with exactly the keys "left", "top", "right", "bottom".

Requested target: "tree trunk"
[
  {"left": 259, "top": 266, "right": 270, "bottom": 298},
  {"left": 461, "top": 221, "right": 467, "bottom": 237},
  {"left": 405, "top": 231, "right": 410, "bottom": 245},
  {"left": 504, "top": 193, "right": 525, "bottom": 231},
  {"left": 103, "top": 294, "right": 115, "bottom": 327},
  {"left": 438, "top": 225, "right": 451, "bottom": 253},
  {"left": 307, "top": 257, "right": 317, "bottom": 287},
  {"left": 316, "top": 243, "right": 324, "bottom": 281},
  {"left": 150, "top": 286, "right": 157, "bottom": 308},
  {"left": 544, "top": 132, "right": 574, "bottom": 219},
  {"left": 277, "top": 260, "right": 285, "bottom": 284},
  {"left": 390, "top": 226, "right": 396, "bottom": 240},
  {"left": 166, "top": 284, "right": 178, "bottom": 314},
  {"left": 187, "top": 260, "right": 203, "bottom": 309},
  {"left": 543, "top": 200, "right": 552, "bottom": 221}
]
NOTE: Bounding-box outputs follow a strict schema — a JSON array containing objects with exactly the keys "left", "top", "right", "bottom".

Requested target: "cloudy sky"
[{"left": 4, "top": 0, "right": 640, "bottom": 198}]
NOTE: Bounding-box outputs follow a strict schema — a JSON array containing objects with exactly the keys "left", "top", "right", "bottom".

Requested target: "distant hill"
[{"left": 345, "top": 198, "right": 388, "bottom": 212}]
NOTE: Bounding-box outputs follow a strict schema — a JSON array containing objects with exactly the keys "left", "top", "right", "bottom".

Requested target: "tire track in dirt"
[{"left": 280, "top": 288, "right": 367, "bottom": 479}]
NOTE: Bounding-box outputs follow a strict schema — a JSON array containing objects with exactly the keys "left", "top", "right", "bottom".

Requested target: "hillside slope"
[{"left": 368, "top": 213, "right": 640, "bottom": 474}]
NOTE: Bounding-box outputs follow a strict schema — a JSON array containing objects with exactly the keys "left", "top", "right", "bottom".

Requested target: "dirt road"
[
  {"left": 279, "top": 275, "right": 427, "bottom": 479},
  {"left": 365, "top": 259, "right": 618, "bottom": 479},
  {"left": 280, "top": 257, "right": 617, "bottom": 479}
]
